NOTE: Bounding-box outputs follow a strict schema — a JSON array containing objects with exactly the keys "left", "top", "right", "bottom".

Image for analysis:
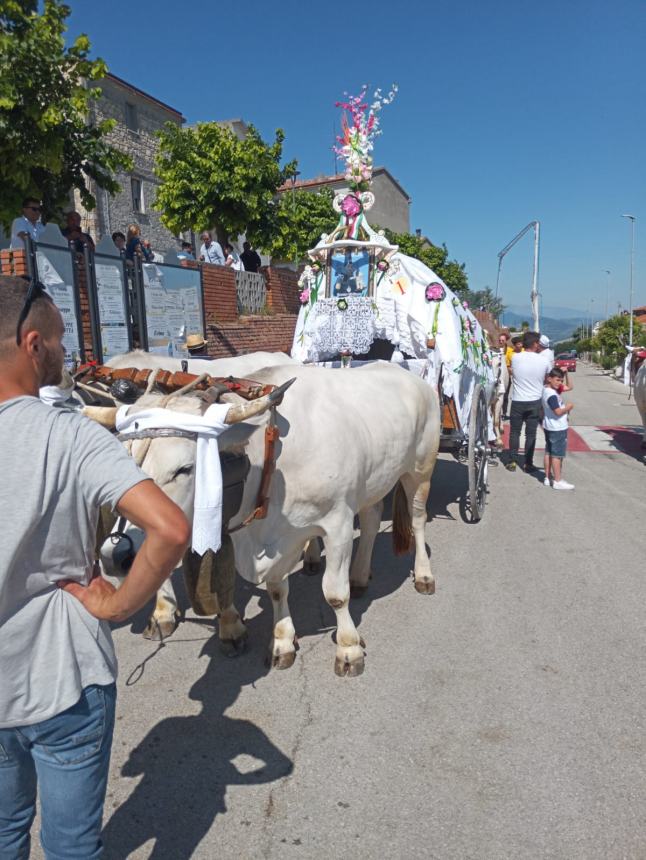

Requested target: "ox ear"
[{"left": 82, "top": 405, "right": 118, "bottom": 430}]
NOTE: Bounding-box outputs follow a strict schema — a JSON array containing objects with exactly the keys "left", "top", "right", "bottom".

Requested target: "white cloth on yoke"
[{"left": 116, "top": 403, "right": 231, "bottom": 555}]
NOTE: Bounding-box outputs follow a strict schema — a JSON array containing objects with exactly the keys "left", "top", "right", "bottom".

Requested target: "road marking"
[{"left": 501, "top": 424, "right": 643, "bottom": 455}]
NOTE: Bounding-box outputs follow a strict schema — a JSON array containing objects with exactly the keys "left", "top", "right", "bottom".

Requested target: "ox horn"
[
  {"left": 223, "top": 377, "right": 296, "bottom": 424},
  {"left": 82, "top": 405, "right": 119, "bottom": 430}
]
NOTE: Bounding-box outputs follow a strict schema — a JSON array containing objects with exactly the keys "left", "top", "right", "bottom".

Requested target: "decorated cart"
[{"left": 290, "top": 87, "right": 496, "bottom": 521}]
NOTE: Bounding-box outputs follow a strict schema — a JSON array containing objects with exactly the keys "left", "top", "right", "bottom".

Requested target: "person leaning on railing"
[
  {"left": 125, "top": 223, "right": 153, "bottom": 262},
  {"left": 10, "top": 198, "right": 46, "bottom": 249}
]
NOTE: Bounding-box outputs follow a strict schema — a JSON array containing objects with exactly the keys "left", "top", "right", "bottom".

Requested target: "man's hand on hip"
[{"left": 60, "top": 480, "right": 190, "bottom": 623}]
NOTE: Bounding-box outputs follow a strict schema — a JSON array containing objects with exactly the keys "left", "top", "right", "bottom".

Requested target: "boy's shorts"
[{"left": 544, "top": 428, "right": 568, "bottom": 458}]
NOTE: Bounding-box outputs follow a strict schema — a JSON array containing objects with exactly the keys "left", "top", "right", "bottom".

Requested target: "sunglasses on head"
[{"left": 16, "top": 279, "right": 47, "bottom": 345}]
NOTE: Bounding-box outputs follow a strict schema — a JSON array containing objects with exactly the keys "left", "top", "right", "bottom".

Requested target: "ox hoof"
[
  {"left": 219, "top": 631, "right": 248, "bottom": 658},
  {"left": 272, "top": 650, "right": 296, "bottom": 670},
  {"left": 414, "top": 577, "right": 435, "bottom": 595},
  {"left": 334, "top": 654, "right": 365, "bottom": 677},
  {"left": 143, "top": 614, "right": 179, "bottom": 641},
  {"left": 350, "top": 583, "right": 368, "bottom": 598}
]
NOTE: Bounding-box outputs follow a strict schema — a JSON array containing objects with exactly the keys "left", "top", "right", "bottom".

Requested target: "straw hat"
[{"left": 186, "top": 333, "right": 207, "bottom": 350}]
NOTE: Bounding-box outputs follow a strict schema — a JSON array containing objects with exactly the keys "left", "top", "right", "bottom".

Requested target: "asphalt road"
[{"left": 33, "top": 364, "right": 646, "bottom": 859}]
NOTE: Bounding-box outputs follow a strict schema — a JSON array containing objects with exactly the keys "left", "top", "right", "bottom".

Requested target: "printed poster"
[{"left": 95, "top": 261, "right": 131, "bottom": 360}]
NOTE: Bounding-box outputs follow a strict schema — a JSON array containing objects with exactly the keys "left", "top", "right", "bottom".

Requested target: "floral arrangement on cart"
[{"left": 292, "top": 85, "right": 493, "bottom": 391}]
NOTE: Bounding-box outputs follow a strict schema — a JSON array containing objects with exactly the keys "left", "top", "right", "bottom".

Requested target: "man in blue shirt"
[{"left": 199, "top": 231, "right": 225, "bottom": 266}]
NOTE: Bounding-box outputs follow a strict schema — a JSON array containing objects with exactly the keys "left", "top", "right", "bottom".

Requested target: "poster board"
[
  {"left": 142, "top": 263, "right": 204, "bottom": 357},
  {"left": 35, "top": 248, "right": 83, "bottom": 368},
  {"left": 94, "top": 258, "right": 131, "bottom": 360}
]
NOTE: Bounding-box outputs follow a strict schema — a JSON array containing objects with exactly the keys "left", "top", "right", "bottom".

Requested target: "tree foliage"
[
  {"left": 264, "top": 187, "right": 336, "bottom": 262},
  {"left": 383, "top": 229, "right": 469, "bottom": 298},
  {"left": 0, "top": 0, "right": 131, "bottom": 229},
  {"left": 593, "top": 313, "right": 646, "bottom": 354},
  {"left": 154, "top": 121, "right": 297, "bottom": 246}
]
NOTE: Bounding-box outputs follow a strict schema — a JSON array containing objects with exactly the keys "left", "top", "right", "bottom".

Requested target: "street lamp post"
[
  {"left": 621, "top": 214, "right": 635, "bottom": 345},
  {"left": 602, "top": 269, "right": 611, "bottom": 320}
]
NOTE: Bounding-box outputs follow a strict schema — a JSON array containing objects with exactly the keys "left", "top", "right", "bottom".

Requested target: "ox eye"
[{"left": 173, "top": 465, "right": 194, "bottom": 480}]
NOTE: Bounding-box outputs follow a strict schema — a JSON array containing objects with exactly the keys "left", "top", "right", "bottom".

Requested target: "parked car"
[{"left": 555, "top": 353, "right": 576, "bottom": 372}]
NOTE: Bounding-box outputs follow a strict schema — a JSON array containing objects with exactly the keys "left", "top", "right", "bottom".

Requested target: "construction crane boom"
[{"left": 495, "top": 220, "right": 541, "bottom": 331}]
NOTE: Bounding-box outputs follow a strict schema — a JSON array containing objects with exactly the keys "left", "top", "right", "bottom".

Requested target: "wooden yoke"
[{"left": 76, "top": 364, "right": 274, "bottom": 401}]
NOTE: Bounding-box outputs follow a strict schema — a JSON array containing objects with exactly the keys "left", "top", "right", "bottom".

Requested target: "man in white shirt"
[
  {"left": 506, "top": 330, "right": 551, "bottom": 473},
  {"left": 10, "top": 198, "right": 46, "bottom": 249},
  {"left": 538, "top": 334, "right": 555, "bottom": 369},
  {"left": 0, "top": 275, "right": 190, "bottom": 857},
  {"left": 199, "top": 231, "right": 225, "bottom": 266}
]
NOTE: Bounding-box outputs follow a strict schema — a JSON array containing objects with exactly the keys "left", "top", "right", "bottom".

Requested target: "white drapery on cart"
[{"left": 292, "top": 251, "right": 496, "bottom": 437}]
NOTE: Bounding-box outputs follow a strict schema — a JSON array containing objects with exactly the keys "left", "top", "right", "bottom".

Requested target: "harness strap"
[{"left": 229, "top": 420, "right": 280, "bottom": 533}]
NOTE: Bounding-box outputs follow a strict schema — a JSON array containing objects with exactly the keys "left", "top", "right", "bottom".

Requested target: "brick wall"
[
  {"left": 264, "top": 266, "right": 300, "bottom": 314},
  {"left": 205, "top": 314, "right": 298, "bottom": 357},
  {"left": 200, "top": 262, "right": 238, "bottom": 324}
]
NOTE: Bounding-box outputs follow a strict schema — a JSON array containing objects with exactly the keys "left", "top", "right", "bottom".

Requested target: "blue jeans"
[{"left": 0, "top": 684, "right": 116, "bottom": 860}]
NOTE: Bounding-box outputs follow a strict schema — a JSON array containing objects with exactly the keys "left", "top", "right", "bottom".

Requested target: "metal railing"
[{"left": 236, "top": 270, "right": 266, "bottom": 314}]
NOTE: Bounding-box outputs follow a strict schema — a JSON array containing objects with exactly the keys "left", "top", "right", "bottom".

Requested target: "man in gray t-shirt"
[{"left": 0, "top": 276, "right": 190, "bottom": 859}]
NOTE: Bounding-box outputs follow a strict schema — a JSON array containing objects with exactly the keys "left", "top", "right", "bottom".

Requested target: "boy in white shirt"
[{"left": 542, "top": 367, "right": 575, "bottom": 490}]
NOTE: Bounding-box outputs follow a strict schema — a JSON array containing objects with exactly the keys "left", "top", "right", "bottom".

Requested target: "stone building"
[
  {"left": 78, "top": 73, "right": 185, "bottom": 252},
  {"left": 277, "top": 167, "right": 411, "bottom": 234}
]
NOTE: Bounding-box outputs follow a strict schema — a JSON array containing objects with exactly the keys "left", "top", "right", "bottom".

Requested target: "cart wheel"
[{"left": 467, "top": 383, "right": 488, "bottom": 522}]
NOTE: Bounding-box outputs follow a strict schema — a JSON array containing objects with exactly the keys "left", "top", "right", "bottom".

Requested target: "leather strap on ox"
[{"left": 228, "top": 421, "right": 279, "bottom": 533}]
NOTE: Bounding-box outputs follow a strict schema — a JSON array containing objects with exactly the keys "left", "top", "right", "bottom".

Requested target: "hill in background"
[{"left": 500, "top": 310, "right": 582, "bottom": 343}]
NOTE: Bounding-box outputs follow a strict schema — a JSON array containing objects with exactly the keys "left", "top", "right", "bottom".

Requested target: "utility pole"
[
  {"left": 622, "top": 214, "right": 635, "bottom": 345},
  {"left": 603, "top": 269, "right": 611, "bottom": 320}
]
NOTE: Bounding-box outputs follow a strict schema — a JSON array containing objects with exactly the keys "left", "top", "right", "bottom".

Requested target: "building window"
[
  {"left": 131, "top": 177, "right": 144, "bottom": 213},
  {"left": 125, "top": 102, "right": 138, "bottom": 131}
]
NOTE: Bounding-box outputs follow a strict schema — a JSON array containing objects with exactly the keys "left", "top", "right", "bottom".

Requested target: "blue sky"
[{"left": 68, "top": 0, "right": 645, "bottom": 316}]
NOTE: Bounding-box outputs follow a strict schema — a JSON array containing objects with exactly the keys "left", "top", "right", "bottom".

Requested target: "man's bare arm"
[{"left": 60, "top": 480, "right": 190, "bottom": 622}]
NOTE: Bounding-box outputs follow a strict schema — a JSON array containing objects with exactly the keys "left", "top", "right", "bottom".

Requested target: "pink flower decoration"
[
  {"left": 463, "top": 301, "right": 469, "bottom": 309},
  {"left": 377, "top": 260, "right": 389, "bottom": 272},
  {"left": 299, "top": 288, "right": 310, "bottom": 304},
  {"left": 425, "top": 282, "right": 445, "bottom": 302},
  {"left": 341, "top": 194, "right": 362, "bottom": 218}
]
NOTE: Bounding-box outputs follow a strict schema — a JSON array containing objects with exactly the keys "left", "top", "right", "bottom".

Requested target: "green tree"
[
  {"left": 383, "top": 229, "right": 469, "bottom": 296},
  {"left": 154, "top": 121, "right": 296, "bottom": 247},
  {"left": 0, "top": 0, "right": 131, "bottom": 229},
  {"left": 265, "top": 187, "right": 336, "bottom": 262},
  {"left": 594, "top": 313, "right": 646, "bottom": 356},
  {"left": 467, "top": 286, "right": 505, "bottom": 318}
]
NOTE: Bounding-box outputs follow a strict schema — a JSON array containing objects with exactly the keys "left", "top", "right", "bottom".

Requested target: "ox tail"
[{"left": 392, "top": 481, "right": 414, "bottom": 556}]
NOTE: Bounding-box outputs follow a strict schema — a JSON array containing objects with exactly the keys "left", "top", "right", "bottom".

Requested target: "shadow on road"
[
  {"left": 598, "top": 425, "right": 646, "bottom": 463},
  {"left": 102, "top": 620, "right": 293, "bottom": 860}
]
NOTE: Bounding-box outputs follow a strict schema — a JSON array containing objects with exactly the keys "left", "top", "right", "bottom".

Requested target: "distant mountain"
[
  {"left": 505, "top": 303, "right": 586, "bottom": 321},
  {"left": 500, "top": 311, "right": 581, "bottom": 343}
]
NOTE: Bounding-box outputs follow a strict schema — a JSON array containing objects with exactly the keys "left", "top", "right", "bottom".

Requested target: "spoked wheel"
[{"left": 466, "top": 383, "right": 489, "bottom": 522}]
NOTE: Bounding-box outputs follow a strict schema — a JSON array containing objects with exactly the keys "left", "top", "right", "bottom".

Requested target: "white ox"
[
  {"left": 96, "top": 362, "right": 441, "bottom": 676},
  {"left": 108, "top": 349, "right": 296, "bottom": 376},
  {"left": 97, "top": 350, "right": 304, "bottom": 647}
]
